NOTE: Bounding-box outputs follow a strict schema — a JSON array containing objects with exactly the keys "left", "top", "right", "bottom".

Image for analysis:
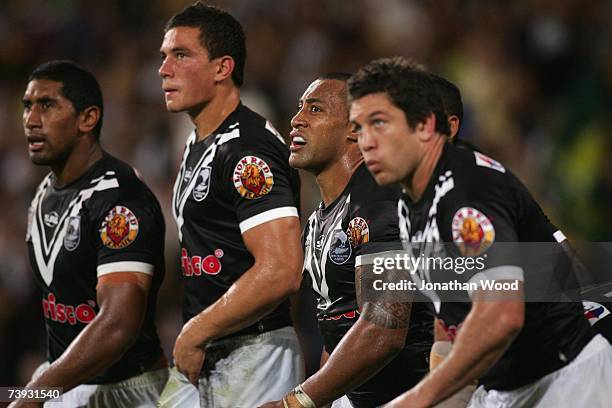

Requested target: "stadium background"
[{"left": 0, "top": 0, "right": 610, "bottom": 387}]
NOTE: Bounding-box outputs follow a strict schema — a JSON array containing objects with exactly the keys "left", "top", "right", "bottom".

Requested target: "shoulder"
[
  {"left": 87, "top": 155, "right": 161, "bottom": 214},
  {"left": 350, "top": 163, "right": 401, "bottom": 207},
  {"left": 98, "top": 155, "right": 152, "bottom": 194},
  {"left": 219, "top": 105, "right": 288, "bottom": 160},
  {"left": 446, "top": 144, "right": 526, "bottom": 201}
]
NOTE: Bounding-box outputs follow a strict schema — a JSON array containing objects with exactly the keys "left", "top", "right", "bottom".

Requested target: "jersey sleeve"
[
  {"left": 93, "top": 191, "right": 164, "bottom": 278},
  {"left": 353, "top": 200, "right": 404, "bottom": 268},
  {"left": 439, "top": 177, "right": 524, "bottom": 289},
  {"left": 221, "top": 135, "right": 300, "bottom": 234}
]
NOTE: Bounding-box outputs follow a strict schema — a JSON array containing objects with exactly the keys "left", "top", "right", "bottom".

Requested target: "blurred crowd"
[{"left": 0, "top": 0, "right": 610, "bottom": 385}]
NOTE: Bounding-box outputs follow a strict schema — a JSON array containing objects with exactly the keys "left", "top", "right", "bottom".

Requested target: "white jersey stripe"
[
  {"left": 553, "top": 230, "right": 567, "bottom": 243},
  {"left": 239, "top": 206, "right": 298, "bottom": 233},
  {"left": 173, "top": 126, "right": 240, "bottom": 241},
  {"left": 31, "top": 175, "right": 119, "bottom": 286},
  {"left": 97, "top": 261, "right": 154, "bottom": 277}
]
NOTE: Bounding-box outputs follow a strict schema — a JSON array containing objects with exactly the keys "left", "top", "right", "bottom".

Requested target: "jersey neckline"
[{"left": 51, "top": 152, "right": 109, "bottom": 192}]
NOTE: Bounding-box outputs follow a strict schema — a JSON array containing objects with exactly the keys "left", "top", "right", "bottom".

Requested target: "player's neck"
[
  {"left": 192, "top": 86, "right": 240, "bottom": 142},
  {"left": 52, "top": 137, "right": 103, "bottom": 188},
  {"left": 402, "top": 135, "right": 445, "bottom": 202},
  {"left": 316, "top": 155, "right": 363, "bottom": 208}
]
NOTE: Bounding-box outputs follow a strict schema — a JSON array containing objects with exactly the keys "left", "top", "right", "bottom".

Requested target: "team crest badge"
[
  {"left": 329, "top": 229, "right": 352, "bottom": 265},
  {"left": 99, "top": 206, "right": 139, "bottom": 249},
  {"left": 63, "top": 216, "right": 81, "bottom": 251},
  {"left": 452, "top": 207, "right": 495, "bottom": 256},
  {"left": 192, "top": 166, "right": 212, "bottom": 202},
  {"left": 233, "top": 156, "right": 274, "bottom": 199},
  {"left": 347, "top": 217, "right": 370, "bottom": 248}
]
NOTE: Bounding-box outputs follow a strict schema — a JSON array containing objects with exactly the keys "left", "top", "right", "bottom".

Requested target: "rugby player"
[
  {"left": 261, "top": 74, "right": 432, "bottom": 408},
  {"left": 157, "top": 2, "right": 303, "bottom": 406},
  {"left": 348, "top": 57, "right": 612, "bottom": 407},
  {"left": 12, "top": 60, "right": 168, "bottom": 407}
]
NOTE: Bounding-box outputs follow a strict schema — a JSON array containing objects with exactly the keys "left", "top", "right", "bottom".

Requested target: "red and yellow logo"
[
  {"left": 451, "top": 207, "right": 495, "bottom": 256},
  {"left": 347, "top": 217, "right": 370, "bottom": 248},
  {"left": 233, "top": 156, "right": 274, "bottom": 199},
  {"left": 99, "top": 205, "right": 139, "bottom": 249}
]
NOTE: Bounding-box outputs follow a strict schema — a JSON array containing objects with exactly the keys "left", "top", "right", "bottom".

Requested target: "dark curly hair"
[
  {"left": 348, "top": 57, "right": 450, "bottom": 136},
  {"left": 165, "top": 2, "right": 246, "bottom": 87}
]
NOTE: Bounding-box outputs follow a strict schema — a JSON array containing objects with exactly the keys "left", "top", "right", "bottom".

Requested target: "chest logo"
[
  {"left": 329, "top": 229, "right": 352, "bottom": 265},
  {"left": 63, "top": 216, "right": 81, "bottom": 251},
  {"left": 452, "top": 207, "right": 495, "bottom": 256},
  {"left": 347, "top": 217, "right": 369, "bottom": 248},
  {"left": 233, "top": 156, "right": 274, "bottom": 199},
  {"left": 99, "top": 205, "right": 139, "bottom": 249},
  {"left": 43, "top": 211, "right": 59, "bottom": 228},
  {"left": 192, "top": 166, "right": 212, "bottom": 202},
  {"left": 183, "top": 166, "right": 194, "bottom": 184}
]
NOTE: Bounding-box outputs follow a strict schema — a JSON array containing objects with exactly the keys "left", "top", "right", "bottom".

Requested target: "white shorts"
[
  {"left": 331, "top": 395, "right": 354, "bottom": 408},
  {"left": 468, "top": 334, "right": 612, "bottom": 408},
  {"left": 37, "top": 364, "right": 169, "bottom": 408},
  {"left": 159, "top": 326, "right": 304, "bottom": 408}
]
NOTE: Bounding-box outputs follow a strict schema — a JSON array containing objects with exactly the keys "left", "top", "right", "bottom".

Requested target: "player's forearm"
[
  {"left": 405, "top": 301, "right": 523, "bottom": 406},
  {"left": 302, "top": 317, "right": 406, "bottom": 406},
  {"left": 26, "top": 315, "right": 138, "bottom": 392},
  {"left": 187, "top": 262, "right": 302, "bottom": 344}
]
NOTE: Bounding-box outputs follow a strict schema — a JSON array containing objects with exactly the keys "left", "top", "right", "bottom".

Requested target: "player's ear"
[
  {"left": 215, "top": 56, "right": 235, "bottom": 83},
  {"left": 417, "top": 113, "right": 436, "bottom": 142},
  {"left": 346, "top": 122, "right": 359, "bottom": 143},
  {"left": 78, "top": 106, "right": 101, "bottom": 135},
  {"left": 448, "top": 115, "right": 460, "bottom": 140}
]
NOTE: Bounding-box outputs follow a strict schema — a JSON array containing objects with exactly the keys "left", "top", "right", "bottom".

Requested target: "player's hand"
[
  {"left": 173, "top": 323, "right": 206, "bottom": 386},
  {"left": 258, "top": 401, "right": 285, "bottom": 408}
]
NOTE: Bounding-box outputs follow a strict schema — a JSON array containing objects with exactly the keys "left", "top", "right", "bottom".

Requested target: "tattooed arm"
[{"left": 288, "top": 265, "right": 413, "bottom": 407}]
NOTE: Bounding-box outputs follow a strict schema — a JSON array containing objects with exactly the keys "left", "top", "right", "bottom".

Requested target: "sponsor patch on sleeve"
[
  {"left": 474, "top": 151, "right": 505, "bottom": 173},
  {"left": 99, "top": 205, "right": 139, "bottom": 249},
  {"left": 583, "top": 301, "right": 611, "bottom": 325},
  {"left": 233, "top": 156, "right": 274, "bottom": 199},
  {"left": 452, "top": 207, "right": 495, "bottom": 256},
  {"left": 347, "top": 217, "right": 370, "bottom": 248}
]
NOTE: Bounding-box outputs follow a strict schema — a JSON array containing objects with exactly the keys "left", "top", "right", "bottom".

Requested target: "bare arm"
[
  {"left": 11, "top": 272, "right": 151, "bottom": 407},
  {"left": 174, "top": 216, "right": 303, "bottom": 382},
  {"left": 388, "top": 281, "right": 524, "bottom": 407},
  {"left": 296, "top": 266, "right": 411, "bottom": 406}
]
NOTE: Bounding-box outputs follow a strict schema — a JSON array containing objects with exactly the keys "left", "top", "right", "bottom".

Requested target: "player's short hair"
[
  {"left": 28, "top": 60, "right": 104, "bottom": 138},
  {"left": 432, "top": 74, "right": 463, "bottom": 124},
  {"left": 165, "top": 1, "right": 246, "bottom": 87},
  {"left": 348, "top": 57, "right": 450, "bottom": 137},
  {"left": 316, "top": 72, "right": 352, "bottom": 116},
  {"left": 317, "top": 72, "right": 352, "bottom": 82}
]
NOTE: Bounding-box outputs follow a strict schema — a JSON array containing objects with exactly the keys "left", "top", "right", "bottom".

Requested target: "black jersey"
[
  {"left": 26, "top": 153, "right": 165, "bottom": 384},
  {"left": 303, "top": 163, "right": 431, "bottom": 407},
  {"left": 173, "top": 103, "right": 300, "bottom": 337},
  {"left": 398, "top": 143, "right": 593, "bottom": 391}
]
